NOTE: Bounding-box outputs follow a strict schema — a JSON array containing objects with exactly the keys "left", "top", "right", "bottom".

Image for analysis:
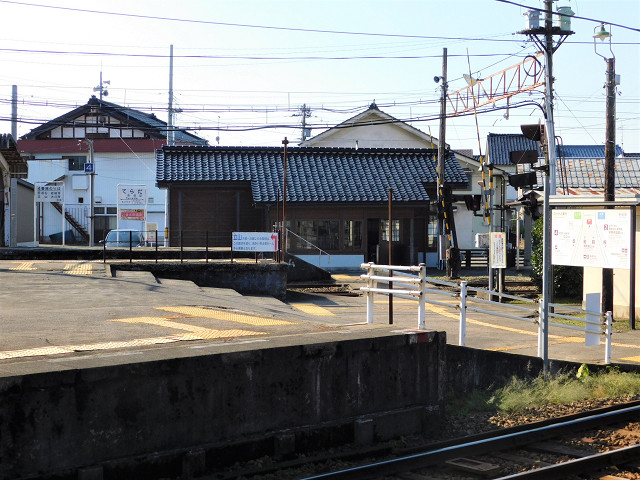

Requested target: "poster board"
[{"left": 551, "top": 209, "right": 631, "bottom": 270}]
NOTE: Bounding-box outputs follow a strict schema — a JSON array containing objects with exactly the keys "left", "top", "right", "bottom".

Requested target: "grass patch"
[{"left": 448, "top": 367, "right": 640, "bottom": 415}]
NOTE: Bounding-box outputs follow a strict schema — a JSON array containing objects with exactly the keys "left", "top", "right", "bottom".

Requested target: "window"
[
  {"left": 343, "top": 220, "right": 362, "bottom": 249},
  {"left": 317, "top": 220, "right": 339, "bottom": 250},
  {"left": 292, "top": 220, "right": 339, "bottom": 251},
  {"left": 380, "top": 219, "right": 400, "bottom": 242},
  {"left": 427, "top": 216, "right": 438, "bottom": 249},
  {"left": 68, "top": 156, "right": 87, "bottom": 171}
]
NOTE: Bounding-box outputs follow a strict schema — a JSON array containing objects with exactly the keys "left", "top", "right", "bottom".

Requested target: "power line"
[
  {"left": 494, "top": 0, "right": 640, "bottom": 33},
  {"left": 0, "top": 0, "right": 522, "bottom": 42}
]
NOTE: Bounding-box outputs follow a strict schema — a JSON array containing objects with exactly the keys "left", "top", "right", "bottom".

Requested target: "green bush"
[{"left": 530, "top": 217, "right": 583, "bottom": 301}]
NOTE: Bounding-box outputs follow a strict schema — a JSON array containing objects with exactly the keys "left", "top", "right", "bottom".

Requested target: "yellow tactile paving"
[
  {"left": 10, "top": 262, "right": 36, "bottom": 271},
  {"left": 290, "top": 303, "right": 335, "bottom": 316},
  {"left": 64, "top": 263, "right": 93, "bottom": 275},
  {"left": 332, "top": 274, "right": 360, "bottom": 281},
  {"left": 113, "top": 316, "right": 267, "bottom": 338},
  {"left": 0, "top": 337, "right": 180, "bottom": 360},
  {"left": 157, "top": 306, "right": 295, "bottom": 326}
]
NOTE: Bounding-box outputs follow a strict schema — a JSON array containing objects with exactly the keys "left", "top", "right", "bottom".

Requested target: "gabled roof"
[
  {"left": 301, "top": 103, "right": 445, "bottom": 148},
  {"left": 0, "top": 134, "right": 28, "bottom": 178},
  {"left": 22, "top": 96, "right": 207, "bottom": 145},
  {"left": 156, "top": 145, "right": 468, "bottom": 203},
  {"left": 486, "top": 133, "right": 623, "bottom": 165}
]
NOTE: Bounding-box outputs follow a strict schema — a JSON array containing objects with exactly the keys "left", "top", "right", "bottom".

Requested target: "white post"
[
  {"left": 61, "top": 196, "right": 65, "bottom": 246},
  {"left": 366, "top": 263, "right": 375, "bottom": 324},
  {"left": 605, "top": 311, "right": 613, "bottom": 364},
  {"left": 459, "top": 280, "right": 467, "bottom": 346},
  {"left": 33, "top": 191, "right": 38, "bottom": 246},
  {"left": 418, "top": 264, "right": 426, "bottom": 330},
  {"left": 538, "top": 299, "right": 544, "bottom": 358}
]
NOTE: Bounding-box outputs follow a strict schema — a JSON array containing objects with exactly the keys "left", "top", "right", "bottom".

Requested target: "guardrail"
[{"left": 360, "top": 263, "right": 613, "bottom": 364}]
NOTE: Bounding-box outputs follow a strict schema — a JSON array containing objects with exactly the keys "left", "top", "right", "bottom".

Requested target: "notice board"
[{"left": 551, "top": 209, "right": 631, "bottom": 270}]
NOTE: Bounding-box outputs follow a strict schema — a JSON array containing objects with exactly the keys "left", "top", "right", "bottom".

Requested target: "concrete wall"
[
  {"left": 0, "top": 332, "right": 445, "bottom": 480},
  {"left": 109, "top": 261, "right": 289, "bottom": 299}
]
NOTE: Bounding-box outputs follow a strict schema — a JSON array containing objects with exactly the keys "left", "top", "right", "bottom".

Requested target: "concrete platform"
[{"left": 1, "top": 258, "right": 640, "bottom": 376}]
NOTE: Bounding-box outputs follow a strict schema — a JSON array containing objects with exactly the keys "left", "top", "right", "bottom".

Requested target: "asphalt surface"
[{"left": 2, "top": 258, "right": 640, "bottom": 377}]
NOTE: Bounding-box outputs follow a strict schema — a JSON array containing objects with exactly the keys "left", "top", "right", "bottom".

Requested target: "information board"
[
  {"left": 35, "top": 183, "right": 64, "bottom": 202},
  {"left": 490, "top": 232, "right": 507, "bottom": 269},
  {"left": 232, "top": 232, "right": 278, "bottom": 252},
  {"left": 552, "top": 209, "right": 631, "bottom": 270}
]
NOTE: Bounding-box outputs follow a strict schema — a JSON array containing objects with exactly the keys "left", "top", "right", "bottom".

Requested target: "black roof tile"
[{"left": 156, "top": 145, "right": 468, "bottom": 203}]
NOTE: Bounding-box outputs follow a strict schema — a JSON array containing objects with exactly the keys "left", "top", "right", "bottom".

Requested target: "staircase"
[{"left": 51, "top": 202, "right": 90, "bottom": 242}]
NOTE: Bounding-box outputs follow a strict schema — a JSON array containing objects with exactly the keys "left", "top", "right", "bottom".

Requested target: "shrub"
[{"left": 530, "top": 217, "right": 583, "bottom": 301}]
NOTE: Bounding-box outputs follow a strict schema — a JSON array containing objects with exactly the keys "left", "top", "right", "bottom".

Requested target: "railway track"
[
  {"left": 297, "top": 400, "right": 640, "bottom": 480},
  {"left": 209, "top": 400, "right": 640, "bottom": 479}
]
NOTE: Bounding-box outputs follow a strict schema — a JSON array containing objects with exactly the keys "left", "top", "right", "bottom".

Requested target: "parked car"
[{"left": 100, "top": 229, "right": 145, "bottom": 247}]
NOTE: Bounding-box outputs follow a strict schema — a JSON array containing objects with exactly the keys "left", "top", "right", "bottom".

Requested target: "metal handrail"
[{"left": 286, "top": 228, "right": 330, "bottom": 264}]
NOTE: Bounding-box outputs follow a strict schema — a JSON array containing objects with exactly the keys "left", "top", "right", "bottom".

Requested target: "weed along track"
[{"left": 210, "top": 399, "right": 640, "bottom": 480}]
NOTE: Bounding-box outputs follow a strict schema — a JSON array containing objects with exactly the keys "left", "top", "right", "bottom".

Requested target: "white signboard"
[
  {"left": 35, "top": 183, "right": 64, "bottom": 202},
  {"left": 552, "top": 209, "right": 631, "bottom": 270},
  {"left": 490, "top": 232, "right": 507, "bottom": 269},
  {"left": 232, "top": 232, "right": 278, "bottom": 252},
  {"left": 118, "top": 186, "right": 147, "bottom": 205}
]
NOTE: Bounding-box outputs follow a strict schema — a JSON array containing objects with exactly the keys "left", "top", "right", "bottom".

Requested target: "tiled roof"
[
  {"left": 486, "top": 133, "right": 623, "bottom": 165},
  {"left": 156, "top": 146, "right": 468, "bottom": 203},
  {"left": 23, "top": 96, "right": 207, "bottom": 145}
]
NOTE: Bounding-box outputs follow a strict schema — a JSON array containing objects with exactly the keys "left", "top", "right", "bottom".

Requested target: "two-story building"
[{"left": 19, "top": 96, "right": 207, "bottom": 244}]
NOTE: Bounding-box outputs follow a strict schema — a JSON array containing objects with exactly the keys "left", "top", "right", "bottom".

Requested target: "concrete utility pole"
[
  {"left": 437, "top": 48, "right": 447, "bottom": 270},
  {"left": 11, "top": 85, "right": 17, "bottom": 140},
  {"left": 87, "top": 139, "right": 95, "bottom": 247},
  {"left": 168, "top": 45, "right": 175, "bottom": 147},
  {"left": 520, "top": 0, "right": 574, "bottom": 375},
  {"left": 281, "top": 137, "right": 289, "bottom": 261}
]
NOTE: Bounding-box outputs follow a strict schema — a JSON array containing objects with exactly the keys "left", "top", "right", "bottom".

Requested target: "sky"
[{"left": 0, "top": 0, "right": 638, "bottom": 154}]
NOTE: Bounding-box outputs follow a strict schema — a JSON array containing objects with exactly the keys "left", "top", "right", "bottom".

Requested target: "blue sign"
[{"left": 84, "top": 163, "right": 94, "bottom": 173}]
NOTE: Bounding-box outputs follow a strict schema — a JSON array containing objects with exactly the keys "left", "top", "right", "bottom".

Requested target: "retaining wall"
[{"left": 0, "top": 331, "right": 446, "bottom": 480}]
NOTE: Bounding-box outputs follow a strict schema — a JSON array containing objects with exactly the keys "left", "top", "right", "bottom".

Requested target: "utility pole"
[
  {"left": 11, "top": 85, "right": 17, "bottom": 140},
  {"left": 520, "top": 0, "right": 574, "bottom": 375},
  {"left": 294, "top": 104, "right": 311, "bottom": 143},
  {"left": 87, "top": 139, "right": 95, "bottom": 246},
  {"left": 437, "top": 48, "right": 448, "bottom": 270},
  {"left": 168, "top": 45, "right": 175, "bottom": 147},
  {"left": 602, "top": 56, "right": 616, "bottom": 315},
  {"left": 281, "top": 137, "right": 289, "bottom": 261}
]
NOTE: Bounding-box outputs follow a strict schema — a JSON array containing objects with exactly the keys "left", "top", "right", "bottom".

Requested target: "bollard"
[
  {"left": 459, "top": 281, "right": 467, "bottom": 346},
  {"left": 418, "top": 264, "right": 426, "bottom": 330},
  {"left": 605, "top": 311, "right": 613, "bottom": 364}
]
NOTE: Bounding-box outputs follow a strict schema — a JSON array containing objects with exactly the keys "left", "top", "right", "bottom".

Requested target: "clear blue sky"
[{"left": 0, "top": 0, "right": 638, "bottom": 153}]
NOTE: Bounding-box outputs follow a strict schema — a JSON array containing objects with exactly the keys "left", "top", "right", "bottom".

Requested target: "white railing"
[{"left": 360, "top": 262, "right": 613, "bottom": 364}]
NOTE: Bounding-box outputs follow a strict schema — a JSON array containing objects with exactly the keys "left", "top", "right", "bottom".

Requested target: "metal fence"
[{"left": 360, "top": 262, "right": 613, "bottom": 364}]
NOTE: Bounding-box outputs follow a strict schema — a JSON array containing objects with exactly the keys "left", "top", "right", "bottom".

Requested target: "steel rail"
[
  {"left": 300, "top": 402, "right": 640, "bottom": 480},
  {"left": 495, "top": 443, "right": 640, "bottom": 479}
]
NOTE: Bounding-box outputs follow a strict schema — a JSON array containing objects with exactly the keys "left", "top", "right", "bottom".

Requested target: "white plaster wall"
[{"left": 28, "top": 151, "right": 166, "bottom": 239}]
